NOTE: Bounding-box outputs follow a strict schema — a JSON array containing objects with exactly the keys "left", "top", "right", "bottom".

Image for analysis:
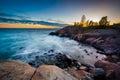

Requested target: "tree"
[
  {"left": 99, "top": 16, "right": 109, "bottom": 26},
  {"left": 86, "top": 19, "right": 90, "bottom": 26},
  {"left": 74, "top": 22, "right": 80, "bottom": 26},
  {"left": 74, "top": 22, "right": 77, "bottom": 26},
  {"left": 89, "top": 20, "right": 94, "bottom": 26}
]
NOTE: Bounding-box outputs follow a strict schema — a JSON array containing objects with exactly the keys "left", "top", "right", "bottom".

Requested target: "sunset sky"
[{"left": 0, "top": 0, "right": 120, "bottom": 28}]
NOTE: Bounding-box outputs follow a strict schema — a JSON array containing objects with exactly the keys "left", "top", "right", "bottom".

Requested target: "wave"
[{"left": 11, "top": 35, "right": 106, "bottom": 67}]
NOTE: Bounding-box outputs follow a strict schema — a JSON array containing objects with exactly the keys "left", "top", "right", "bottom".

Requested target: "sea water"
[
  {"left": 0, "top": 28, "right": 58, "bottom": 59},
  {"left": 0, "top": 28, "right": 106, "bottom": 67}
]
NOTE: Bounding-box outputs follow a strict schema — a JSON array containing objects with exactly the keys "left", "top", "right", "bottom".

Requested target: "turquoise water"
[
  {"left": 0, "top": 28, "right": 106, "bottom": 67},
  {"left": 0, "top": 29, "right": 57, "bottom": 60}
]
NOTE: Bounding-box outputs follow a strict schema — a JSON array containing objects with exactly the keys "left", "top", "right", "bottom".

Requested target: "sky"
[{"left": 0, "top": 0, "right": 120, "bottom": 24}]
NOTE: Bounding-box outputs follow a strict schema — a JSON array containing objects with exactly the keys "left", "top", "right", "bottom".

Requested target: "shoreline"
[
  {"left": 0, "top": 25, "right": 120, "bottom": 80},
  {"left": 49, "top": 26, "right": 120, "bottom": 55}
]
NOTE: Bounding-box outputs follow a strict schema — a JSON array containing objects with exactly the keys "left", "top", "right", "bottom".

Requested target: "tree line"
[{"left": 74, "top": 15, "right": 110, "bottom": 27}]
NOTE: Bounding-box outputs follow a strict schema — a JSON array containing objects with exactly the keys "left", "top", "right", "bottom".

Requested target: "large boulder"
[
  {"left": 65, "top": 68, "right": 93, "bottom": 80},
  {"left": 0, "top": 60, "right": 35, "bottom": 80},
  {"left": 32, "top": 65, "right": 78, "bottom": 80},
  {"left": 95, "top": 60, "right": 120, "bottom": 80}
]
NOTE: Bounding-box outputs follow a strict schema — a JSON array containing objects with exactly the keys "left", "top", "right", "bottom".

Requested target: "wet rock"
[
  {"left": 84, "top": 49, "right": 88, "bottom": 53},
  {"left": 105, "top": 55, "right": 120, "bottom": 63},
  {"left": 35, "top": 56, "right": 40, "bottom": 60},
  {"left": 95, "top": 60, "right": 120, "bottom": 80},
  {"left": 19, "top": 47, "right": 24, "bottom": 50},
  {"left": 80, "top": 66, "right": 88, "bottom": 71},
  {"left": 56, "top": 53, "right": 83, "bottom": 69},
  {"left": 56, "top": 54, "right": 74, "bottom": 68},
  {"left": 51, "top": 26, "right": 120, "bottom": 54},
  {"left": 27, "top": 52, "right": 82, "bottom": 69},
  {"left": 32, "top": 65, "right": 78, "bottom": 80},
  {"left": 0, "top": 60, "right": 35, "bottom": 80},
  {"left": 43, "top": 53, "right": 47, "bottom": 55},
  {"left": 89, "top": 68, "right": 105, "bottom": 80},
  {"left": 48, "top": 49, "right": 54, "bottom": 53},
  {"left": 49, "top": 32, "right": 59, "bottom": 36},
  {"left": 72, "top": 60, "right": 81, "bottom": 69}
]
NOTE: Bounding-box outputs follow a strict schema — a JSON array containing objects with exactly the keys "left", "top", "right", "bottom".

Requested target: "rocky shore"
[
  {"left": 49, "top": 25, "right": 120, "bottom": 80},
  {"left": 50, "top": 26, "right": 120, "bottom": 55},
  {"left": 0, "top": 59, "right": 120, "bottom": 80},
  {"left": 0, "top": 25, "right": 120, "bottom": 80},
  {"left": 0, "top": 60, "right": 91, "bottom": 80}
]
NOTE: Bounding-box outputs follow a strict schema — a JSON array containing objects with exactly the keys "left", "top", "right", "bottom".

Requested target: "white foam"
[{"left": 11, "top": 35, "right": 106, "bottom": 66}]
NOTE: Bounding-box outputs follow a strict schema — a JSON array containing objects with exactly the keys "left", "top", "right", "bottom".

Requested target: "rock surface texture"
[
  {"left": 95, "top": 60, "right": 120, "bottom": 80},
  {"left": 50, "top": 26, "right": 120, "bottom": 54},
  {"left": 0, "top": 60, "right": 94, "bottom": 80},
  {"left": 1, "top": 26, "right": 120, "bottom": 80},
  {"left": 0, "top": 60, "right": 35, "bottom": 80},
  {"left": 49, "top": 25, "right": 120, "bottom": 80},
  {"left": 32, "top": 65, "right": 78, "bottom": 80}
]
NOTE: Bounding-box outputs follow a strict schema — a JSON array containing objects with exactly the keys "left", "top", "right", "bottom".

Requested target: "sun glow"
[
  {"left": 0, "top": 23, "right": 58, "bottom": 28},
  {"left": 91, "top": 17, "right": 100, "bottom": 22}
]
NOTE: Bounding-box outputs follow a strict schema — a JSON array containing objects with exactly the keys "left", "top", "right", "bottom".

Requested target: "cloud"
[
  {"left": 0, "top": 13, "right": 69, "bottom": 27},
  {"left": 0, "top": 17, "right": 69, "bottom": 27},
  {"left": 0, "top": 13, "right": 30, "bottom": 20},
  {"left": 39, "top": 18, "right": 71, "bottom": 24}
]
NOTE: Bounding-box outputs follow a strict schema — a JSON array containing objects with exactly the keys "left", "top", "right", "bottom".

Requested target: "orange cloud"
[{"left": 0, "top": 23, "right": 58, "bottom": 29}]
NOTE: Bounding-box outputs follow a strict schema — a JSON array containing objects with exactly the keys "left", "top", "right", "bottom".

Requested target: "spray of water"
[{"left": 11, "top": 35, "right": 106, "bottom": 67}]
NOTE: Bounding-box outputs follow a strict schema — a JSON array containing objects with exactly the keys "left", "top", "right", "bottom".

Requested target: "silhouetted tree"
[
  {"left": 74, "top": 22, "right": 80, "bottom": 26},
  {"left": 89, "top": 20, "right": 94, "bottom": 26},
  {"left": 99, "top": 16, "right": 109, "bottom": 26},
  {"left": 74, "top": 22, "right": 77, "bottom": 26},
  {"left": 86, "top": 19, "right": 90, "bottom": 26}
]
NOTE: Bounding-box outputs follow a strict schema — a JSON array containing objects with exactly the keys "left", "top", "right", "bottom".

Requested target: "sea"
[
  {"left": 0, "top": 28, "right": 106, "bottom": 67},
  {"left": 0, "top": 28, "right": 59, "bottom": 60}
]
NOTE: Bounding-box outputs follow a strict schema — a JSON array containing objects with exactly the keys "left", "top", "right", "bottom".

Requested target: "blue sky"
[{"left": 0, "top": 0, "right": 120, "bottom": 24}]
